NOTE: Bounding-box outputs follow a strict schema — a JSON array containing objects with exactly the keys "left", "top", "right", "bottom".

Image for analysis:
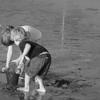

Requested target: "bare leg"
[
  {"left": 35, "top": 76, "right": 46, "bottom": 94},
  {"left": 17, "top": 73, "right": 30, "bottom": 92}
]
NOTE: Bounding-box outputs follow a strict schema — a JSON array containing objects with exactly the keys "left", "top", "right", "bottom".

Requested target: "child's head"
[
  {"left": 11, "top": 27, "right": 26, "bottom": 41},
  {"left": 11, "top": 27, "right": 28, "bottom": 45},
  {"left": 1, "top": 25, "right": 14, "bottom": 46}
]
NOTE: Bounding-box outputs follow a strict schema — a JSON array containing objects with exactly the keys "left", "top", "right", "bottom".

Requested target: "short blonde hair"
[{"left": 11, "top": 27, "right": 28, "bottom": 41}]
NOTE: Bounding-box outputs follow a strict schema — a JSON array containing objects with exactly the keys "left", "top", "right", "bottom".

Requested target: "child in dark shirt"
[
  {"left": 9, "top": 27, "right": 51, "bottom": 93},
  {"left": 1, "top": 25, "right": 42, "bottom": 72}
]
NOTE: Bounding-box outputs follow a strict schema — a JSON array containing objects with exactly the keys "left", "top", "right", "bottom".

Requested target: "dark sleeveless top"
[{"left": 19, "top": 39, "right": 48, "bottom": 59}]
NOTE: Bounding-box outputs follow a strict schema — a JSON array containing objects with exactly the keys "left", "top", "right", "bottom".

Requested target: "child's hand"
[
  {"left": 11, "top": 59, "right": 19, "bottom": 65},
  {"left": 2, "top": 67, "right": 9, "bottom": 72},
  {"left": 15, "top": 68, "right": 21, "bottom": 74},
  {"left": 16, "top": 63, "right": 24, "bottom": 74}
]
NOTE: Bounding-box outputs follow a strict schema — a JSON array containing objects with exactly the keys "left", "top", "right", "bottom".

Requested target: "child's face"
[
  {"left": 14, "top": 35, "right": 22, "bottom": 46},
  {"left": 11, "top": 30, "right": 24, "bottom": 46}
]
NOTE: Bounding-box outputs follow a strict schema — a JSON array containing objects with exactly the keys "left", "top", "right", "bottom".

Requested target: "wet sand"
[
  {"left": 0, "top": 0, "right": 100, "bottom": 100},
  {"left": 0, "top": 49, "right": 100, "bottom": 100}
]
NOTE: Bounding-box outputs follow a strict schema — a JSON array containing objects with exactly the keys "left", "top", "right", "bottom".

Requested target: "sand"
[{"left": 0, "top": 0, "right": 100, "bottom": 100}]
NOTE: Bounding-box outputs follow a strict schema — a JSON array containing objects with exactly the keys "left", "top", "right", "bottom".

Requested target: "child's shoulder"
[
  {"left": 22, "top": 39, "right": 43, "bottom": 47},
  {"left": 20, "top": 39, "right": 36, "bottom": 45}
]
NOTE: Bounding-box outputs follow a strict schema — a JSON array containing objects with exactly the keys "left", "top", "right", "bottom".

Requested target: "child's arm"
[
  {"left": 6, "top": 45, "right": 13, "bottom": 68},
  {"left": 11, "top": 51, "right": 22, "bottom": 65},
  {"left": 18, "top": 43, "right": 31, "bottom": 69}
]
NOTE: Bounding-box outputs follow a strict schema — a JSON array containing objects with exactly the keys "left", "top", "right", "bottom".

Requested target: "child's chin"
[{"left": 14, "top": 41, "right": 20, "bottom": 45}]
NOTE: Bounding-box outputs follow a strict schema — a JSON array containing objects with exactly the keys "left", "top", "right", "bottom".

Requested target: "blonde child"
[
  {"left": 1, "top": 27, "right": 51, "bottom": 93},
  {"left": 1, "top": 25, "right": 42, "bottom": 72}
]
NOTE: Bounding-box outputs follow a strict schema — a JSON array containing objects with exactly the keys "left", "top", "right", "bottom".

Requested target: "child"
[
  {"left": 2, "top": 27, "right": 51, "bottom": 93},
  {"left": 1, "top": 25, "right": 42, "bottom": 72}
]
